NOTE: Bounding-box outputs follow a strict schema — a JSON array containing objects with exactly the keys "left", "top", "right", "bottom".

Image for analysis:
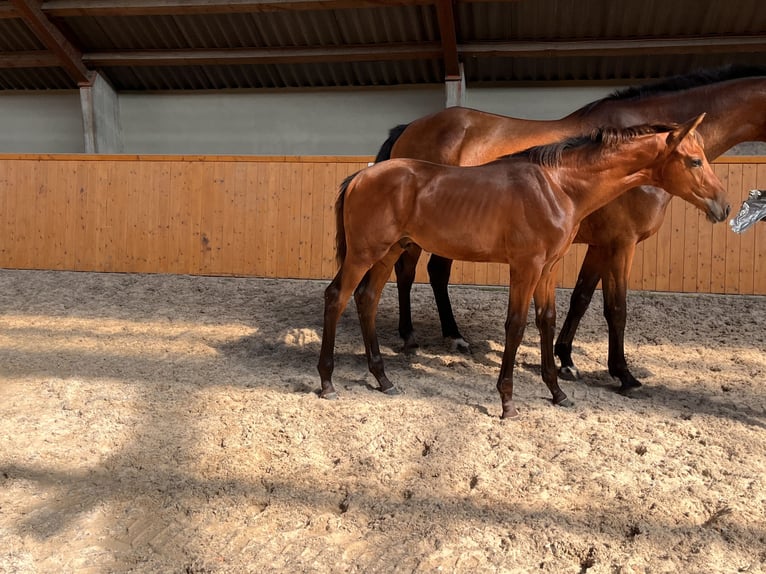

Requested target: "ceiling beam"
[
  {"left": 82, "top": 43, "right": 443, "bottom": 66},
  {"left": 36, "top": 0, "right": 435, "bottom": 17},
  {"left": 460, "top": 36, "right": 766, "bottom": 58},
  {"left": 435, "top": 0, "right": 460, "bottom": 79},
  {"left": 9, "top": 0, "right": 93, "bottom": 85},
  {"left": 0, "top": 2, "right": 16, "bottom": 18},
  {"left": 0, "top": 50, "right": 60, "bottom": 67}
]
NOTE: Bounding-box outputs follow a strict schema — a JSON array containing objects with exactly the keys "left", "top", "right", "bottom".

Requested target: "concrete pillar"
[
  {"left": 80, "top": 72, "right": 123, "bottom": 153},
  {"left": 445, "top": 63, "right": 466, "bottom": 108}
]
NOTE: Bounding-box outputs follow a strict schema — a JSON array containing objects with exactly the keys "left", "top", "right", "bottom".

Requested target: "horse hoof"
[
  {"left": 555, "top": 397, "right": 575, "bottom": 408},
  {"left": 558, "top": 365, "right": 580, "bottom": 381},
  {"left": 616, "top": 384, "right": 641, "bottom": 397},
  {"left": 320, "top": 391, "right": 339, "bottom": 401},
  {"left": 447, "top": 337, "right": 471, "bottom": 354},
  {"left": 501, "top": 402, "right": 519, "bottom": 419},
  {"left": 382, "top": 386, "right": 402, "bottom": 396}
]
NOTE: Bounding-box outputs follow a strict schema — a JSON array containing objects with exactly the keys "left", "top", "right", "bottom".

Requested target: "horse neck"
[
  {"left": 557, "top": 135, "right": 665, "bottom": 220},
  {"left": 576, "top": 78, "right": 766, "bottom": 159},
  {"left": 692, "top": 79, "right": 766, "bottom": 158}
]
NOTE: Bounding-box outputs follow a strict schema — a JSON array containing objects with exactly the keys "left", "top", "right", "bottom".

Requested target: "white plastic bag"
[{"left": 730, "top": 189, "right": 766, "bottom": 233}]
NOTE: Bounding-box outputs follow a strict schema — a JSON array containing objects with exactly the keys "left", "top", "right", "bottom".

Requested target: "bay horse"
[
  {"left": 318, "top": 116, "right": 728, "bottom": 419},
  {"left": 378, "top": 65, "right": 766, "bottom": 391}
]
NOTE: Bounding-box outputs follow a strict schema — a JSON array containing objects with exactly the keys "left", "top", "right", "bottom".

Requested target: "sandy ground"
[{"left": 0, "top": 269, "right": 764, "bottom": 574}]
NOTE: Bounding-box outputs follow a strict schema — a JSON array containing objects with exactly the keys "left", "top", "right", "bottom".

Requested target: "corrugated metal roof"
[{"left": 0, "top": 0, "right": 764, "bottom": 91}]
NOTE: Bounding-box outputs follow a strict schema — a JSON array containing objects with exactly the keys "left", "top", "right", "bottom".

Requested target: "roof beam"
[
  {"left": 38, "top": 0, "right": 435, "bottom": 17},
  {"left": 460, "top": 36, "right": 766, "bottom": 58},
  {"left": 0, "top": 50, "right": 60, "bottom": 67},
  {"left": 435, "top": 0, "right": 460, "bottom": 79},
  {"left": 82, "top": 43, "right": 443, "bottom": 66},
  {"left": 9, "top": 0, "right": 93, "bottom": 85}
]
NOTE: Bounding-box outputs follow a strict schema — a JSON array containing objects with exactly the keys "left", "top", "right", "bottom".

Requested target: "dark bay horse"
[
  {"left": 378, "top": 65, "right": 766, "bottom": 390},
  {"left": 318, "top": 117, "right": 728, "bottom": 419}
]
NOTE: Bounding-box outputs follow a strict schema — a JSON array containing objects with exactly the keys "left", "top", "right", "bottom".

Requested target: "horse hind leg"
[
  {"left": 317, "top": 261, "right": 371, "bottom": 400},
  {"left": 394, "top": 243, "right": 421, "bottom": 353},
  {"left": 534, "top": 273, "right": 573, "bottom": 409},
  {"left": 555, "top": 247, "right": 602, "bottom": 381},
  {"left": 427, "top": 254, "right": 469, "bottom": 353},
  {"left": 355, "top": 246, "right": 406, "bottom": 395},
  {"left": 600, "top": 244, "right": 642, "bottom": 392}
]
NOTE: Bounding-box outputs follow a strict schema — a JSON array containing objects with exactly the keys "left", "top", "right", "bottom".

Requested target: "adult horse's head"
[{"left": 660, "top": 113, "right": 730, "bottom": 222}]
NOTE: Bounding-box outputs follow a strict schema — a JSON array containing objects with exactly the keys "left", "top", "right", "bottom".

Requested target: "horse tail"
[
  {"left": 374, "top": 124, "right": 409, "bottom": 163},
  {"left": 334, "top": 171, "right": 360, "bottom": 267}
]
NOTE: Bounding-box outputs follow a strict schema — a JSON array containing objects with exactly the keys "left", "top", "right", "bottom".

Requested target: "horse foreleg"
[
  {"left": 394, "top": 244, "right": 422, "bottom": 353},
  {"left": 600, "top": 243, "right": 641, "bottom": 391},
  {"left": 317, "top": 263, "right": 370, "bottom": 400},
  {"left": 427, "top": 255, "right": 469, "bottom": 352},
  {"left": 555, "top": 246, "right": 602, "bottom": 381},
  {"left": 534, "top": 271, "right": 573, "bottom": 408},
  {"left": 356, "top": 247, "right": 405, "bottom": 395},
  {"left": 497, "top": 275, "right": 537, "bottom": 420}
]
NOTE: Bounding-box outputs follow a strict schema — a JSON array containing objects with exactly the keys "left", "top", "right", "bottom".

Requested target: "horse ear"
[{"left": 666, "top": 113, "right": 706, "bottom": 152}]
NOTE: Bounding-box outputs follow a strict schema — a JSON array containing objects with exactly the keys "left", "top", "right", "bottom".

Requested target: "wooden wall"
[{"left": 0, "top": 155, "right": 764, "bottom": 294}]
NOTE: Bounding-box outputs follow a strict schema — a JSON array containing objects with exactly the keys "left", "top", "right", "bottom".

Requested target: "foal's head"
[{"left": 657, "top": 114, "right": 730, "bottom": 222}]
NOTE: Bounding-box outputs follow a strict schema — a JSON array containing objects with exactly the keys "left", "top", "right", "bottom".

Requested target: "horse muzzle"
[{"left": 705, "top": 198, "right": 730, "bottom": 223}]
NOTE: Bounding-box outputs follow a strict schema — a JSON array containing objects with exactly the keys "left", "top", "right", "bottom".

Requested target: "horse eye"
[{"left": 690, "top": 158, "right": 703, "bottom": 167}]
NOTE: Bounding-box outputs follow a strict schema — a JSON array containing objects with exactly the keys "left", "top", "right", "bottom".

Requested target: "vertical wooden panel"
[
  {"left": 682, "top": 201, "right": 700, "bottom": 293},
  {"left": 754, "top": 164, "right": 766, "bottom": 295},
  {"left": 667, "top": 195, "right": 686, "bottom": 292},
  {"left": 722, "top": 164, "right": 743, "bottom": 294},
  {"left": 285, "top": 163, "right": 303, "bottom": 278},
  {"left": 640, "top": 232, "right": 658, "bottom": 291},
  {"left": 652, "top": 203, "right": 672, "bottom": 292},
  {"left": 629, "top": 241, "right": 644, "bottom": 290},
  {"left": 737, "top": 164, "right": 758, "bottom": 295},
  {"left": 706, "top": 163, "right": 728, "bottom": 293}
]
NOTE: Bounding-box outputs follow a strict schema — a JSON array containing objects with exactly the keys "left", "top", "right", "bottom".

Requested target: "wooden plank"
[
  {"left": 682, "top": 200, "right": 700, "bottom": 293},
  {"left": 285, "top": 163, "right": 303, "bottom": 278},
  {"left": 5, "top": 160, "right": 20, "bottom": 268},
  {"left": 187, "top": 161, "right": 206, "bottom": 275},
  {"left": 754, "top": 164, "right": 766, "bottom": 295},
  {"left": 216, "top": 162, "right": 238, "bottom": 275},
  {"left": 667, "top": 193, "right": 686, "bottom": 292},
  {"left": 240, "top": 162, "right": 261, "bottom": 276},
  {"left": 653, "top": 205, "right": 672, "bottom": 292},
  {"left": 628, "top": 241, "right": 644, "bottom": 290},
  {"left": 736, "top": 164, "right": 758, "bottom": 295},
  {"left": 705, "top": 163, "right": 729, "bottom": 293},
  {"left": 307, "top": 163, "right": 326, "bottom": 279},
  {"left": 254, "top": 162, "right": 272, "bottom": 277},
  {"left": 640, "top": 231, "right": 658, "bottom": 292},
  {"left": 297, "top": 163, "right": 314, "bottom": 279},
  {"left": 722, "top": 164, "right": 743, "bottom": 294},
  {"left": 28, "top": 159, "right": 46, "bottom": 269}
]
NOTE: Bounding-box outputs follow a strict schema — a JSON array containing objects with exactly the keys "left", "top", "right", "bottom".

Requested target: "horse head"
[{"left": 660, "top": 113, "right": 730, "bottom": 223}]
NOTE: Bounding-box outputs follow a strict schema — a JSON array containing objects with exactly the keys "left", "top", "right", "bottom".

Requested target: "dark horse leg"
[
  {"left": 427, "top": 254, "right": 469, "bottom": 352},
  {"left": 318, "top": 260, "right": 371, "bottom": 400},
  {"left": 497, "top": 269, "right": 571, "bottom": 419},
  {"left": 354, "top": 247, "right": 405, "bottom": 395},
  {"left": 534, "top": 270, "right": 574, "bottom": 408},
  {"left": 394, "top": 243, "right": 421, "bottom": 353},
  {"left": 555, "top": 248, "right": 602, "bottom": 380},
  {"left": 555, "top": 244, "right": 641, "bottom": 391}
]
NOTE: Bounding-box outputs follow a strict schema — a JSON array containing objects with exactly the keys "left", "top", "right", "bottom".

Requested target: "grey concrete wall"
[
  {"left": 0, "top": 92, "right": 84, "bottom": 153},
  {"left": 118, "top": 87, "right": 444, "bottom": 155},
  {"left": 0, "top": 86, "right": 764, "bottom": 155}
]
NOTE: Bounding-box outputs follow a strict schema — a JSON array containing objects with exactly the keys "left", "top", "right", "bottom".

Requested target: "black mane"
[
  {"left": 504, "top": 123, "right": 679, "bottom": 167},
  {"left": 575, "top": 65, "right": 766, "bottom": 115}
]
